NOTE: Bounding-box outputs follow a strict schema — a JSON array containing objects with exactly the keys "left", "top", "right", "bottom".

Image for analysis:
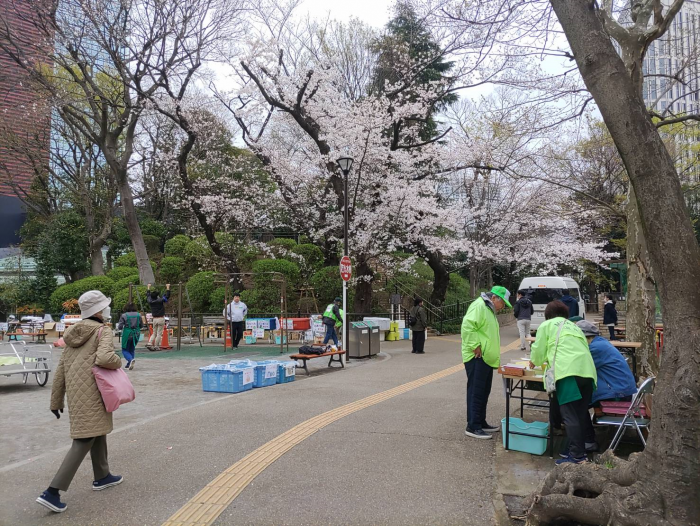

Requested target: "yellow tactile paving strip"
[{"left": 162, "top": 363, "right": 464, "bottom": 526}]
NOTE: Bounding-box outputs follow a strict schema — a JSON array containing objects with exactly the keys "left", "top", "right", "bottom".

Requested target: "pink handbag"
[{"left": 91, "top": 327, "right": 135, "bottom": 412}]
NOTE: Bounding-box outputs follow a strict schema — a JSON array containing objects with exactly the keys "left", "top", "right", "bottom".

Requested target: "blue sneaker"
[
  {"left": 92, "top": 473, "right": 123, "bottom": 491},
  {"left": 36, "top": 491, "right": 66, "bottom": 513},
  {"left": 555, "top": 455, "right": 587, "bottom": 465}
]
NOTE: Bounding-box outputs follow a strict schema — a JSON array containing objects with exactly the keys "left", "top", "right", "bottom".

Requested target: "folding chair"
[{"left": 597, "top": 376, "right": 655, "bottom": 452}]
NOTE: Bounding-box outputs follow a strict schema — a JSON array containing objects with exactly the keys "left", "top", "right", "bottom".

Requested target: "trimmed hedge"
[
  {"left": 159, "top": 256, "right": 185, "bottom": 283},
  {"left": 164, "top": 235, "right": 190, "bottom": 256},
  {"left": 112, "top": 275, "right": 141, "bottom": 295},
  {"left": 112, "top": 285, "right": 147, "bottom": 312},
  {"left": 107, "top": 267, "right": 139, "bottom": 281},
  {"left": 49, "top": 276, "right": 117, "bottom": 313},
  {"left": 186, "top": 271, "right": 215, "bottom": 312},
  {"left": 114, "top": 252, "right": 137, "bottom": 267}
]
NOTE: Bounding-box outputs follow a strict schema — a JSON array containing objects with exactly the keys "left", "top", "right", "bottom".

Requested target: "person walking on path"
[
  {"left": 603, "top": 294, "right": 618, "bottom": 340},
  {"left": 530, "top": 300, "right": 597, "bottom": 464},
  {"left": 223, "top": 293, "right": 248, "bottom": 349},
  {"left": 513, "top": 289, "right": 534, "bottom": 351},
  {"left": 322, "top": 297, "right": 344, "bottom": 348},
  {"left": 560, "top": 289, "right": 579, "bottom": 318},
  {"left": 37, "top": 291, "right": 124, "bottom": 514},
  {"left": 117, "top": 303, "right": 140, "bottom": 370},
  {"left": 409, "top": 297, "right": 429, "bottom": 354},
  {"left": 461, "top": 285, "right": 511, "bottom": 440},
  {"left": 146, "top": 283, "right": 170, "bottom": 351}
]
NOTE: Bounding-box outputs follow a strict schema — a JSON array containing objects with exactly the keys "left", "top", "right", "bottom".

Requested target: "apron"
[{"left": 121, "top": 313, "right": 141, "bottom": 348}]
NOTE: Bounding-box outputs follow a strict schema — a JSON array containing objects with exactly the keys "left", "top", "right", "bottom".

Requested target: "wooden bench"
[
  {"left": 290, "top": 349, "right": 345, "bottom": 376},
  {"left": 6, "top": 331, "right": 47, "bottom": 343}
]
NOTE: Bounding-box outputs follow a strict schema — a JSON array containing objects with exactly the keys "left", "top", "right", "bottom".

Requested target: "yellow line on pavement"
[{"left": 162, "top": 364, "right": 464, "bottom": 526}]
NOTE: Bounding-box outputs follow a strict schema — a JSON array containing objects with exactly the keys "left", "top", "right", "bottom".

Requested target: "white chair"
[{"left": 597, "top": 376, "right": 655, "bottom": 452}]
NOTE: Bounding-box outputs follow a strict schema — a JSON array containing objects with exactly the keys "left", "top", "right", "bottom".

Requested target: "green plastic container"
[{"left": 501, "top": 417, "right": 549, "bottom": 455}]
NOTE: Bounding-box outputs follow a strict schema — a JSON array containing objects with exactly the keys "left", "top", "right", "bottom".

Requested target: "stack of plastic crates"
[
  {"left": 277, "top": 361, "right": 296, "bottom": 384},
  {"left": 199, "top": 363, "right": 254, "bottom": 393},
  {"left": 253, "top": 360, "right": 279, "bottom": 387}
]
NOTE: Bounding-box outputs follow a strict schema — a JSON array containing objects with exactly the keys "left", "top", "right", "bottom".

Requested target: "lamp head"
[{"left": 336, "top": 157, "right": 354, "bottom": 174}]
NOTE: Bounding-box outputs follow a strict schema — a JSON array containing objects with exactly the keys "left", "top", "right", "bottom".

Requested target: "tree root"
[{"left": 525, "top": 454, "right": 673, "bottom": 526}]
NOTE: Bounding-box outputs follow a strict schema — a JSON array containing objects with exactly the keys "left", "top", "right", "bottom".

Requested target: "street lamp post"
[{"left": 336, "top": 157, "right": 353, "bottom": 362}]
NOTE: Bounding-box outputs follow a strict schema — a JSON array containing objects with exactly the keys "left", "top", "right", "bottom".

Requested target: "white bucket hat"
[{"left": 79, "top": 290, "right": 111, "bottom": 319}]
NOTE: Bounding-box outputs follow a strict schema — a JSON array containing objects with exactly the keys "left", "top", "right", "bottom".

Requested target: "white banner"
[
  {"left": 257, "top": 319, "right": 271, "bottom": 330},
  {"left": 246, "top": 319, "right": 258, "bottom": 330},
  {"left": 254, "top": 329, "right": 265, "bottom": 338},
  {"left": 55, "top": 323, "right": 65, "bottom": 332}
]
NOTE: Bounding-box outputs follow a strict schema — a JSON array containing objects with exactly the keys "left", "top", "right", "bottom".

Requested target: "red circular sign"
[{"left": 340, "top": 256, "right": 352, "bottom": 282}]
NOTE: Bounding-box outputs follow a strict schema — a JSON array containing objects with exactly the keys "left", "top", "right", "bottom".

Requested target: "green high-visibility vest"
[{"left": 323, "top": 304, "right": 344, "bottom": 323}]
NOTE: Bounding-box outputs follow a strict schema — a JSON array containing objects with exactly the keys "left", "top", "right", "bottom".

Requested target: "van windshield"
[{"left": 525, "top": 287, "right": 580, "bottom": 305}]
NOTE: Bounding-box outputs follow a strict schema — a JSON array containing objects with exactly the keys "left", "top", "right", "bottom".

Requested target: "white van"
[{"left": 516, "top": 276, "right": 585, "bottom": 331}]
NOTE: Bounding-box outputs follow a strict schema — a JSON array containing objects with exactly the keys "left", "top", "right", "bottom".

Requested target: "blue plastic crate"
[
  {"left": 501, "top": 417, "right": 549, "bottom": 455},
  {"left": 277, "top": 362, "right": 296, "bottom": 384},
  {"left": 200, "top": 368, "right": 253, "bottom": 393},
  {"left": 244, "top": 336, "right": 257, "bottom": 345},
  {"left": 253, "top": 360, "right": 279, "bottom": 387}
]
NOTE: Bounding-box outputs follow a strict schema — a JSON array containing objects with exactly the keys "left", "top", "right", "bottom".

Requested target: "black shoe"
[
  {"left": 411, "top": 350, "right": 417, "bottom": 353},
  {"left": 465, "top": 428, "right": 493, "bottom": 440},
  {"left": 416, "top": 351, "right": 425, "bottom": 354},
  {"left": 585, "top": 441, "right": 599, "bottom": 453},
  {"left": 482, "top": 423, "right": 500, "bottom": 433}
]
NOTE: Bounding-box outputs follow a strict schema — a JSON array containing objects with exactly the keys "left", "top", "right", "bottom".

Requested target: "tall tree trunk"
[
  {"left": 353, "top": 256, "right": 374, "bottom": 314},
  {"left": 90, "top": 245, "right": 105, "bottom": 276},
  {"left": 426, "top": 250, "right": 449, "bottom": 306},
  {"left": 469, "top": 265, "right": 479, "bottom": 297},
  {"left": 118, "top": 176, "right": 155, "bottom": 285},
  {"left": 626, "top": 191, "right": 659, "bottom": 376},
  {"left": 529, "top": 3, "right": 700, "bottom": 524}
]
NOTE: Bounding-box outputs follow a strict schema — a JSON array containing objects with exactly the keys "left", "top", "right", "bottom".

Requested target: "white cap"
[{"left": 79, "top": 290, "right": 111, "bottom": 319}]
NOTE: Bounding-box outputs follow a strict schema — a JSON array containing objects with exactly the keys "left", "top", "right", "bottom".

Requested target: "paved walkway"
[{"left": 0, "top": 325, "right": 521, "bottom": 525}]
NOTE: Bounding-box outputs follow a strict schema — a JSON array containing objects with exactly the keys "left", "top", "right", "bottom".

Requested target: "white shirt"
[{"left": 224, "top": 300, "right": 248, "bottom": 322}]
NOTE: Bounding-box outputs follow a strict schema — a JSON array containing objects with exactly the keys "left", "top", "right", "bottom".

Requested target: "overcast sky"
[{"left": 300, "top": 0, "right": 393, "bottom": 27}]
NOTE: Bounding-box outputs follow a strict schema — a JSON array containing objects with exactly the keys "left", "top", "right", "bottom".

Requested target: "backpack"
[{"left": 409, "top": 308, "right": 418, "bottom": 327}]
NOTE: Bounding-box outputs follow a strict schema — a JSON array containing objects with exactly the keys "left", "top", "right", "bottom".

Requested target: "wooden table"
[{"left": 501, "top": 374, "right": 553, "bottom": 458}]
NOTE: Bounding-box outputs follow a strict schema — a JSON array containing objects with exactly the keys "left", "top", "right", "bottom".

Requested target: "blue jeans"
[
  {"left": 464, "top": 358, "right": 494, "bottom": 431},
  {"left": 323, "top": 324, "right": 338, "bottom": 346},
  {"left": 122, "top": 337, "right": 136, "bottom": 365}
]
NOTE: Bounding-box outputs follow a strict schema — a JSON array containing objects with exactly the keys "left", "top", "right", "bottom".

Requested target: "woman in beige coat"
[{"left": 37, "top": 291, "right": 124, "bottom": 514}]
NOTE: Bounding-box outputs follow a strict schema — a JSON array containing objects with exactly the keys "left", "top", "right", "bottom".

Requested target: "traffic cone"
[
  {"left": 160, "top": 325, "right": 173, "bottom": 350},
  {"left": 224, "top": 324, "right": 233, "bottom": 347}
]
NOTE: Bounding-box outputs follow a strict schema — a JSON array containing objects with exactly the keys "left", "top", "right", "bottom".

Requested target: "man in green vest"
[
  {"left": 322, "top": 297, "right": 344, "bottom": 348},
  {"left": 461, "top": 286, "right": 511, "bottom": 439}
]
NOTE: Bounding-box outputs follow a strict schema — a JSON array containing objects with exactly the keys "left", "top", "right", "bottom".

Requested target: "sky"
[{"left": 300, "top": 0, "right": 393, "bottom": 27}]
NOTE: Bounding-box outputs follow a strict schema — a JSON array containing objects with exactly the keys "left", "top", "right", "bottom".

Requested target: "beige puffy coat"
[{"left": 50, "top": 319, "right": 122, "bottom": 439}]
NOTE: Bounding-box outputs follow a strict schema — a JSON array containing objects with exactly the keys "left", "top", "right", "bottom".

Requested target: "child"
[{"left": 117, "top": 303, "right": 141, "bottom": 369}]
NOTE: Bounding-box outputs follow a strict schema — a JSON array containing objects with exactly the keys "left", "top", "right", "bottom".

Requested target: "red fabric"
[{"left": 599, "top": 401, "right": 647, "bottom": 418}]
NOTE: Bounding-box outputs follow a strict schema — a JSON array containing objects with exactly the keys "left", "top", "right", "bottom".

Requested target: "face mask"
[{"left": 102, "top": 306, "right": 111, "bottom": 320}]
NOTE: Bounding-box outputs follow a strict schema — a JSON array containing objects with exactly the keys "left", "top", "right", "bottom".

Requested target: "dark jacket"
[
  {"left": 603, "top": 301, "right": 618, "bottom": 325},
  {"left": 409, "top": 305, "right": 428, "bottom": 332},
  {"left": 560, "top": 295, "right": 579, "bottom": 318},
  {"left": 513, "top": 297, "right": 534, "bottom": 320},
  {"left": 147, "top": 290, "right": 170, "bottom": 318},
  {"left": 588, "top": 336, "right": 637, "bottom": 403}
]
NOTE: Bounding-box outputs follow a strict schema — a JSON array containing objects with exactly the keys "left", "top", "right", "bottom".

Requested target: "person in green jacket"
[
  {"left": 117, "top": 303, "right": 141, "bottom": 370},
  {"left": 461, "top": 286, "right": 511, "bottom": 439},
  {"left": 530, "top": 300, "right": 597, "bottom": 464}
]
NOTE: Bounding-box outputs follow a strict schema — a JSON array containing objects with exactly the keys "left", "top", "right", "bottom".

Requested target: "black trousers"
[
  {"left": 412, "top": 331, "right": 426, "bottom": 353},
  {"left": 230, "top": 321, "right": 244, "bottom": 348},
  {"left": 464, "top": 358, "right": 494, "bottom": 431},
  {"left": 608, "top": 325, "right": 616, "bottom": 340},
  {"left": 557, "top": 377, "right": 595, "bottom": 458}
]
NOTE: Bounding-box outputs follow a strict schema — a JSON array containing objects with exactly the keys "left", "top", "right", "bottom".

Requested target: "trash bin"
[
  {"left": 348, "top": 321, "right": 371, "bottom": 358},
  {"left": 365, "top": 320, "right": 381, "bottom": 356}
]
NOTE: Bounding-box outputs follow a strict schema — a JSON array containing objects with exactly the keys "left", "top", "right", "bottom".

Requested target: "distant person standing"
[
  {"left": 146, "top": 283, "right": 170, "bottom": 351},
  {"left": 409, "top": 297, "right": 428, "bottom": 354},
  {"left": 117, "top": 303, "right": 141, "bottom": 370},
  {"left": 223, "top": 293, "right": 248, "bottom": 349},
  {"left": 560, "top": 289, "right": 579, "bottom": 318},
  {"left": 461, "top": 286, "right": 511, "bottom": 440},
  {"left": 513, "top": 290, "right": 534, "bottom": 351},
  {"left": 603, "top": 294, "right": 618, "bottom": 340},
  {"left": 322, "top": 297, "right": 344, "bottom": 348}
]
